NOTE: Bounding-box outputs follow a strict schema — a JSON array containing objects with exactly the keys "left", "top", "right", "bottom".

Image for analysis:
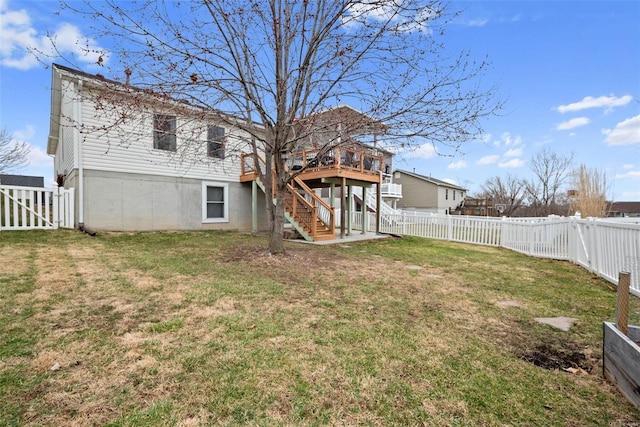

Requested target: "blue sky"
[{"left": 1, "top": 0, "right": 639, "bottom": 200}]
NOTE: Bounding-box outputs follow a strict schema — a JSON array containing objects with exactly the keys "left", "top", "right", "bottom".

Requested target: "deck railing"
[{"left": 287, "top": 146, "right": 384, "bottom": 177}]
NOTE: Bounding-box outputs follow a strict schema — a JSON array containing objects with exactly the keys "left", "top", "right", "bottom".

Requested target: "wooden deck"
[{"left": 240, "top": 147, "right": 384, "bottom": 185}]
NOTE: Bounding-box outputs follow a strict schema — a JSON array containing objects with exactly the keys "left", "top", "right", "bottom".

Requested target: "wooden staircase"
[{"left": 254, "top": 175, "right": 336, "bottom": 242}]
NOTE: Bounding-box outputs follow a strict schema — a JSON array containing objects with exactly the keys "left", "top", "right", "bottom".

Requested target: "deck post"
[
  {"left": 340, "top": 177, "right": 346, "bottom": 239},
  {"left": 361, "top": 186, "right": 367, "bottom": 234},
  {"left": 347, "top": 185, "right": 353, "bottom": 235},
  {"left": 251, "top": 180, "right": 258, "bottom": 232},
  {"left": 376, "top": 178, "right": 382, "bottom": 234},
  {"left": 330, "top": 184, "right": 335, "bottom": 208}
]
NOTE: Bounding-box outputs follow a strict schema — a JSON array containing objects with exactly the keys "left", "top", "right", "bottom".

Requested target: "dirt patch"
[{"left": 520, "top": 339, "right": 595, "bottom": 372}]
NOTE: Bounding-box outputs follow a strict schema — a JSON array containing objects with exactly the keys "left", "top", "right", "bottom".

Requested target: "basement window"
[{"left": 202, "top": 181, "right": 229, "bottom": 223}]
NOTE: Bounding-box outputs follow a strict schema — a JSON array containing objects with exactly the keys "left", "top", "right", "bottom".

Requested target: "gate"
[{"left": 0, "top": 185, "right": 75, "bottom": 230}]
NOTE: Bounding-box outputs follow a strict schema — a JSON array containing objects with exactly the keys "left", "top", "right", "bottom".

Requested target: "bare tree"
[
  {"left": 524, "top": 148, "right": 574, "bottom": 216},
  {"left": 0, "top": 128, "right": 30, "bottom": 174},
  {"left": 569, "top": 164, "right": 609, "bottom": 217},
  {"left": 57, "top": 0, "right": 501, "bottom": 253},
  {"left": 480, "top": 174, "right": 526, "bottom": 216}
]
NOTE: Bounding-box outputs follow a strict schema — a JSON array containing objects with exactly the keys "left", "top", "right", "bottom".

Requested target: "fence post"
[
  {"left": 53, "top": 186, "right": 60, "bottom": 230},
  {"left": 528, "top": 221, "right": 534, "bottom": 256},
  {"left": 615, "top": 272, "right": 631, "bottom": 335},
  {"left": 447, "top": 214, "right": 453, "bottom": 241},
  {"left": 590, "top": 218, "right": 600, "bottom": 275}
]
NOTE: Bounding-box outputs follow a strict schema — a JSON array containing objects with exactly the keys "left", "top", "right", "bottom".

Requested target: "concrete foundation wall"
[{"left": 80, "top": 169, "right": 263, "bottom": 231}]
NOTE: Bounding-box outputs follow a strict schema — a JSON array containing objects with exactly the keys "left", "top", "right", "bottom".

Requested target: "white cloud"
[
  {"left": 480, "top": 134, "right": 492, "bottom": 144},
  {"left": 501, "top": 132, "right": 522, "bottom": 146},
  {"left": 498, "top": 158, "right": 525, "bottom": 168},
  {"left": 447, "top": 160, "right": 467, "bottom": 170},
  {"left": 5, "top": 124, "right": 53, "bottom": 169},
  {"left": 623, "top": 164, "right": 635, "bottom": 170},
  {"left": 26, "top": 145, "right": 53, "bottom": 168},
  {"left": 477, "top": 155, "right": 499, "bottom": 165},
  {"left": 11, "top": 124, "right": 35, "bottom": 141},
  {"left": 408, "top": 143, "right": 438, "bottom": 159},
  {"left": 0, "top": 2, "right": 107, "bottom": 70},
  {"left": 467, "top": 19, "right": 488, "bottom": 27},
  {"left": 556, "top": 117, "right": 590, "bottom": 131},
  {"left": 343, "top": 3, "right": 438, "bottom": 32},
  {"left": 615, "top": 171, "right": 640, "bottom": 180},
  {"left": 603, "top": 115, "right": 640, "bottom": 146},
  {"left": 622, "top": 190, "right": 640, "bottom": 198},
  {"left": 503, "top": 147, "right": 523, "bottom": 158},
  {"left": 557, "top": 95, "right": 633, "bottom": 114}
]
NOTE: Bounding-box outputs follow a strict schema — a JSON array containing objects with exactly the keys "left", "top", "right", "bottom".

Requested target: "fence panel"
[
  {"left": 0, "top": 185, "right": 75, "bottom": 231},
  {"left": 378, "top": 212, "right": 640, "bottom": 296}
]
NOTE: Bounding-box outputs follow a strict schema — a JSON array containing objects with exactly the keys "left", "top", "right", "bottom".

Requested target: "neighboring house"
[
  {"left": 607, "top": 202, "right": 640, "bottom": 218},
  {"left": 0, "top": 174, "right": 44, "bottom": 187},
  {"left": 47, "top": 64, "right": 393, "bottom": 240},
  {"left": 392, "top": 169, "right": 466, "bottom": 215}
]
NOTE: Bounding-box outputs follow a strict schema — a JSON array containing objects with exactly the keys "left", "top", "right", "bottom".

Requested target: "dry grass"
[{"left": 1, "top": 230, "right": 639, "bottom": 426}]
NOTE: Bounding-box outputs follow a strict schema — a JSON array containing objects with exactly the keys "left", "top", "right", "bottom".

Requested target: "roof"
[
  {"left": 0, "top": 174, "right": 45, "bottom": 187},
  {"left": 607, "top": 201, "right": 640, "bottom": 214},
  {"left": 393, "top": 169, "right": 467, "bottom": 191}
]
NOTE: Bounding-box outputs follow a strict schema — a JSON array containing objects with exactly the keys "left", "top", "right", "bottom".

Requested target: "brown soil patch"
[{"left": 520, "top": 338, "right": 596, "bottom": 372}]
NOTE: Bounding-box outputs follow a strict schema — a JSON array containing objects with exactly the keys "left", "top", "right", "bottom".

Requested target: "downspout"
[{"left": 76, "top": 79, "right": 84, "bottom": 229}]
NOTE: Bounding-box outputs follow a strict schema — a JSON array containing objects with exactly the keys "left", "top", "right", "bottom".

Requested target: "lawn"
[{"left": 1, "top": 230, "right": 639, "bottom": 426}]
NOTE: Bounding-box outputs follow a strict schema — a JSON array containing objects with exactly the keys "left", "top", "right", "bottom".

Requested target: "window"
[
  {"left": 445, "top": 189, "right": 449, "bottom": 200},
  {"left": 202, "top": 181, "right": 229, "bottom": 223},
  {"left": 154, "top": 114, "right": 176, "bottom": 151},
  {"left": 207, "top": 126, "right": 225, "bottom": 159},
  {"left": 453, "top": 190, "right": 456, "bottom": 201}
]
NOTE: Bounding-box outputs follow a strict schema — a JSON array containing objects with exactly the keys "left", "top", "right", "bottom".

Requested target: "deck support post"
[
  {"left": 329, "top": 184, "right": 335, "bottom": 208},
  {"left": 376, "top": 177, "right": 382, "bottom": 234},
  {"left": 347, "top": 185, "right": 353, "bottom": 235},
  {"left": 362, "top": 186, "right": 367, "bottom": 234},
  {"left": 340, "top": 177, "right": 346, "bottom": 239},
  {"left": 251, "top": 180, "right": 258, "bottom": 232}
]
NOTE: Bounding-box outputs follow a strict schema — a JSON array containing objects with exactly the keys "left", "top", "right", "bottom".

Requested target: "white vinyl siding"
[{"left": 79, "top": 92, "right": 247, "bottom": 182}]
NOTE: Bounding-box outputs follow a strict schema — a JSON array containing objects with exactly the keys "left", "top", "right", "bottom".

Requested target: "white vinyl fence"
[
  {"left": 0, "top": 185, "right": 75, "bottom": 231},
  {"left": 354, "top": 211, "right": 640, "bottom": 296}
]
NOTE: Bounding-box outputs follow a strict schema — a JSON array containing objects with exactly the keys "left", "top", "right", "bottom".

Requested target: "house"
[
  {"left": 48, "top": 63, "right": 265, "bottom": 233},
  {"left": 0, "top": 174, "right": 44, "bottom": 188},
  {"left": 47, "top": 64, "right": 396, "bottom": 240},
  {"left": 607, "top": 201, "right": 640, "bottom": 218},
  {"left": 391, "top": 169, "right": 466, "bottom": 215}
]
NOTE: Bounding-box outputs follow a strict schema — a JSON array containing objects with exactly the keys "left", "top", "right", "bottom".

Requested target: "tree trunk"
[
  {"left": 268, "top": 184, "right": 286, "bottom": 254},
  {"left": 265, "top": 152, "right": 287, "bottom": 255}
]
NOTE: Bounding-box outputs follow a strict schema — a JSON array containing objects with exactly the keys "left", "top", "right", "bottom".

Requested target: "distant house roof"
[
  {"left": 0, "top": 174, "right": 45, "bottom": 188},
  {"left": 393, "top": 169, "right": 467, "bottom": 191},
  {"left": 607, "top": 201, "right": 640, "bottom": 215}
]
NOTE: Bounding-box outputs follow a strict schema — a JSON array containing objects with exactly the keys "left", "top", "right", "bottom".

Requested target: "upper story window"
[
  {"left": 154, "top": 114, "right": 177, "bottom": 151},
  {"left": 445, "top": 188, "right": 449, "bottom": 200},
  {"left": 453, "top": 190, "right": 456, "bottom": 201},
  {"left": 207, "top": 126, "right": 225, "bottom": 159}
]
